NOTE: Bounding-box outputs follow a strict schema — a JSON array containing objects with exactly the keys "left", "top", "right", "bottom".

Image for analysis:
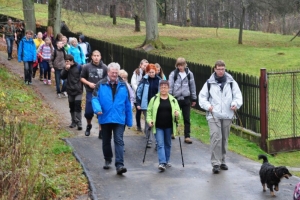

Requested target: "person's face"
[
  {"left": 177, "top": 64, "right": 185, "bottom": 72},
  {"left": 71, "top": 40, "right": 78, "bottom": 47},
  {"left": 140, "top": 62, "right": 148, "bottom": 71},
  {"left": 156, "top": 67, "right": 160, "bottom": 74},
  {"left": 160, "top": 84, "right": 169, "bottom": 95},
  {"left": 92, "top": 52, "right": 101, "bottom": 64},
  {"left": 37, "top": 33, "right": 43, "bottom": 39},
  {"left": 45, "top": 39, "right": 51, "bottom": 45},
  {"left": 108, "top": 68, "right": 119, "bottom": 82},
  {"left": 148, "top": 69, "right": 156, "bottom": 78},
  {"left": 25, "top": 32, "right": 33, "bottom": 39},
  {"left": 62, "top": 37, "right": 67, "bottom": 45},
  {"left": 7, "top": 20, "right": 12, "bottom": 25},
  {"left": 57, "top": 41, "right": 63, "bottom": 49},
  {"left": 65, "top": 60, "right": 74, "bottom": 66},
  {"left": 214, "top": 65, "right": 226, "bottom": 77}
]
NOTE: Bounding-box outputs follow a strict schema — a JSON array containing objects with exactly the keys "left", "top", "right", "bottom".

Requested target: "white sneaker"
[
  {"left": 57, "top": 93, "right": 62, "bottom": 98},
  {"left": 165, "top": 163, "right": 172, "bottom": 168},
  {"left": 158, "top": 164, "right": 166, "bottom": 172},
  {"left": 63, "top": 91, "right": 68, "bottom": 97}
]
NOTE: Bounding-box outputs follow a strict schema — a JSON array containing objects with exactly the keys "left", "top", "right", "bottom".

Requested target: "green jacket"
[{"left": 146, "top": 93, "right": 181, "bottom": 134}]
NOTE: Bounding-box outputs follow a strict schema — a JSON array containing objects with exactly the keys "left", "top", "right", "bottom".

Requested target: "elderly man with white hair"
[{"left": 92, "top": 62, "right": 132, "bottom": 175}]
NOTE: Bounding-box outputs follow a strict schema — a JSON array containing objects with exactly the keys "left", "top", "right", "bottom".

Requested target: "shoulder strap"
[
  {"left": 173, "top": 69, "right": 179, "bottom": 83},
  {"left": 207, "top": 80, "right": 233, "bottom": 100}
]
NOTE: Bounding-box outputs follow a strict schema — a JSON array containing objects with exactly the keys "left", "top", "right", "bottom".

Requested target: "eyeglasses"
[
  {"left": 216, "top": 68, "right": 225, "bottom": 71},
  {"left": 160, "top": 86, "right": 169, "bottom": 89}
]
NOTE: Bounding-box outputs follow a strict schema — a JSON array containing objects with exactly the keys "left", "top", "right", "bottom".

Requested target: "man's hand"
[
  {"left": 97, "top": 112, "right": 102, "bottom": 115},
  {"left": 51, "top": 68, "right": 54, "bottom": 73},
  {"left": 208, "top": 106, "right": 213, "bottom": 112},
  {"left": 137, "top": 106, "right": 141, "bottom": 110},
  {"left": 88, "top": 82, "right": 96, "bottom": 89},
  {"left": 230, "top": 105, "right": 237, "bottom": 111},
  {"left": 191, "top": 102, "right": 196, "bottom": 107},
  {"left": 65, "top": 64, "right": 71, "bottom": 71},
  {"left": 2, "top": 38, "right": 5, "bottom": 43}
]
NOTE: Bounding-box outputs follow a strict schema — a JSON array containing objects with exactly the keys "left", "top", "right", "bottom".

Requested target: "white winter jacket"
[{"left": 198, "top": 72, "right": 243, "bottom": 120}]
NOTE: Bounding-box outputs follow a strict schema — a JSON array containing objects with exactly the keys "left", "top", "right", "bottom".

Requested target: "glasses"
[
  {"left": 216, "top": 68, "right": 225, "bottom": 71},
  {"left": 160, "top": 86, "right": 169, "bottom": 89}
]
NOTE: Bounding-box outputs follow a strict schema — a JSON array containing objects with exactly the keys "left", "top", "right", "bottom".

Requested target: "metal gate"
[{"left": 260, "top": 69, "right": 300, "bottom": 153}]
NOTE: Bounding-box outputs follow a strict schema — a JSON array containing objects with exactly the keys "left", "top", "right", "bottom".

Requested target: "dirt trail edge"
[{"left": 1, "top": 51, "right": 299, "bottom": 200}]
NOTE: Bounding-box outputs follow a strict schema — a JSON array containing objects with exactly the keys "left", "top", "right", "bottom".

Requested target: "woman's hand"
[
  {"left": 137, "top": 106, "right": 141, "bottom": 110},
  {"left": 148, "top": 122, "right": 153, "bottom": 127}
]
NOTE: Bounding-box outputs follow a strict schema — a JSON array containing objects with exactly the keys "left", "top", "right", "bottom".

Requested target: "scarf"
[{"left": 214, "top": 73, "right": 227, "bottom": 91}]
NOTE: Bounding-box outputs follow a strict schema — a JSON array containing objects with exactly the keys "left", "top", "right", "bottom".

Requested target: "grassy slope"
[
  {"left": 0, "top": 65, "right": 88, "bottom": 198},
  {"left": 0, "top": 1, "right": 299, "bottom": 177},
  {"left": 1, "top": 1, "right": 300, "bottom": 76}
]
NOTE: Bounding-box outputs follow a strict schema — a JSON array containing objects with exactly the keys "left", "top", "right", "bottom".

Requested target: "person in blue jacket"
[
  {"left": 92, "top": 62, "right": 132, "bottom": 175},
  {"left": 68, "top": 38, "right": 85, "bottom": 65},
  {"left": 18, "top": 30, "right": 36, "bottom": 85}
]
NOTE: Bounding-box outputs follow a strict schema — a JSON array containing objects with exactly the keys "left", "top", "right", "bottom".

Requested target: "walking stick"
[
  {"left": 142, "top": 126, "right": 152, "bottom": 163},
  {"left": 175, "top": 118, "right": 184, "bottom": 167}
]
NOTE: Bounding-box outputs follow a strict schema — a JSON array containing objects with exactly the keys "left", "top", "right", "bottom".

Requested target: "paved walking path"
[{"left": 1, "top": 49, "right": 299, "bottom": 200}]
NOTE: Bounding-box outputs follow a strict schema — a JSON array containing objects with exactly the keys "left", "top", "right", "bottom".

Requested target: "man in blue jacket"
[
  {"left": 92, "top": 62, "right": 132, "bottom": 175},
  {"left": 18, "top": 30, "right": 36, "bottom": 85}
]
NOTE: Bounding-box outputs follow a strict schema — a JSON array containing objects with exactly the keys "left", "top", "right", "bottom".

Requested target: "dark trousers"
[
  {"left": 134, "top": 103, "right": 142, "bottom": 128},
  {"left": 177, "top": 97, "right": 191, "bottom": 138},
  {"left": 101, "top": 123, "right": 125, "bottom": 168},
  {"left": 23, "top": 61, "right": 33, "bottom": 83}
]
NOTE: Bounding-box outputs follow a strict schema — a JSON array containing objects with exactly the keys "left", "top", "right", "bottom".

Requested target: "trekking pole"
[
  {"left": 234, "top": 110, "right": 243, "bottom": 128},
  {"left": 175, "top": 118, "right": 184, "bottom": 167},
  {"left": 142, "top": 126, "right": 152, "bottom": 163}
]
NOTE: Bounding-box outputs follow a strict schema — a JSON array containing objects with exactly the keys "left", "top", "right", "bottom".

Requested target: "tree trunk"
[
  {"left": 142, "top": 0, "right": 165, "bottom": 49},
  {"left": 110, "top": 5, "right": 117, "bottom": 25},
  {"left": 186, "top": 0, "right": 191, "bottom": 27},
  {"left": 48, "top": 0, "right": 62, "bottom": 36},
  {"left": 238, "top": 6, "right": 246, "bottom": 44},
  {"left": 22, "top": 0, "right": 36, "bottom": 33},
  {"left": 133, "top": 14, "right": 140, "bottom": 32}
]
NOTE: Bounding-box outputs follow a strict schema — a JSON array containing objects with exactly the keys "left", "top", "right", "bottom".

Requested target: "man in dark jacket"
[
  {"left": 80, "top": 50, "right": 107, "bottom": 137},
  {"left": 78, "top": 34, "right": 92, "bottom": 63},
  {"left": 61, "top": 54, "right": 83, "bottom": 130}
]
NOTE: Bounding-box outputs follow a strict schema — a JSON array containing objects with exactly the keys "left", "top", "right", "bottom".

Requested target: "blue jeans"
[
  {"left": 54, "top": 69, "right": 66, "bottom": 94},
  {"left": 41, "top": 60, "right": 51, "bottom": 80},
  {"left": 23, "top": 61, "right": 33, "bottom": 83},
  {"left": 101, "top": 123, "right": 125, "bottom": 168},
  {"left": 155, "top": 127, "right": 172, "bottom": 164},
  {"left": 5, "top": 36, "right": 14, "bottom": 55}
]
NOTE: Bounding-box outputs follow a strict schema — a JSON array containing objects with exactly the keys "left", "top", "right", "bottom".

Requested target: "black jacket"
[{"left": 61, "top": 63, "right": 83, "bottom": 96}]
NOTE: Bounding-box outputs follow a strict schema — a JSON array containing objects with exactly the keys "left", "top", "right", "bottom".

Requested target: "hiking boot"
[
  {"left": 69, "top": 112, "right": 76, "bottom": 128},
  {"left": 158, "top": 164, "right": 166, "bottom": 172},
  {"left": 103, "top": 160, "right": 111, "bottom": 169},
  {"left": 28, "top": 82, "right": 32, "bottom": 85},
  {"left": 85, "top": 124, "right": 92, "bottom": 136},
  {"left": 40, "top": 77, "right": 43, "bottom": 81},
  {"left": 184, "top": 137, "right": 193, "bottom": 144},
  {"left": 146, "top": 142, "right": 152, "bottom": 148},
  {"left": 212, "top": 165, "right": 220, "bottom": 174},
  {"left": 116, "top": 166, "right": 127, "bottom": 175},
  {"left": 171, "top": 134, "right": 175, "bottom": 139},
  {"left": 220, "top": 164, "right": 228, "bottom": 170},
  {"left": 98, "top": 130, "right": 102, "bottom": 139},
  {"left": 136, "top": 126, "right": 142, "bottom": 132},
  {"left": 75, "top": 112, "right": 82, "bottom": 130}
]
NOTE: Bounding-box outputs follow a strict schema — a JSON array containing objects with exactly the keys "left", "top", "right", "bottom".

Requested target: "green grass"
[
  {"left": 0, "top": 65, "right": 88, "bottom": 199},
  {"left": 1, "top": 1, "right": 300, "bottom": 76}
]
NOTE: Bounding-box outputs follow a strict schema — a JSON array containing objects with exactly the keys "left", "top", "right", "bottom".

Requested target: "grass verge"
[{"left": 0, "top": 65, "right": 88, "bottom": 199}]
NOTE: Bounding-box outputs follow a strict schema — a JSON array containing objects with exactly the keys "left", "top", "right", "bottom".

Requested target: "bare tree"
[
  {"left": 142, "top": 0, "right": 165, "bottom": 49},
  {"left": 22, "top": 0, "right": 36, "bottom": 33},
  {"left": 48, "top": 0, "right": 62, "bottom": 36}
]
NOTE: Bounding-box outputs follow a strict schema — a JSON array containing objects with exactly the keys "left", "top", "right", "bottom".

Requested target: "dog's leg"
[
  {"left": 274, "top": 184, "right": 278, "bottom": 191},
  {"left": 262, "top": 183, "right": 266, "bottom": 192},
  {"left": 269, "top": 185, "right": 275, "bottom": 196}
]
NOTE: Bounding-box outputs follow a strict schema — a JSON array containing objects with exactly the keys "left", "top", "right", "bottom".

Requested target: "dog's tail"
[{"left": 258, "top": 154, "right": 268, "bottom": 163}]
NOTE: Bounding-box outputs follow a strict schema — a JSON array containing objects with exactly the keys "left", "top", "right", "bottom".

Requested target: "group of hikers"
[{"left": 2, "top": 18, "right": 245, "bottom": 175}]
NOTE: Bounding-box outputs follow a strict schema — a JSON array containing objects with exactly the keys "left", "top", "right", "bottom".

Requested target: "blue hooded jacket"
[
  {"left": 91, "top": 77, "right": 132, "bottom": 126},
  {"left": 68, "top": 45, "right": 86, "bottom": 65},
  {"left": 18, "top": 36, "right": 37, "bottom": 62}
]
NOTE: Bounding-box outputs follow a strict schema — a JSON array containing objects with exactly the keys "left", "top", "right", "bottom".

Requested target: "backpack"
[
  {"left": 85, "top": 42, "right": 92, "bottom": 56},
  {"left": 172, "top": 68, "right": 191, "bottom": 95},
  {"left": 294, "top": 182, "right": 300, "bottom": 200},
  {"left": 207, "top": 79, "right": 233, "bottom": 100},
  {"left": 52, "top": 49, "right": 66, "bottom": 62}
]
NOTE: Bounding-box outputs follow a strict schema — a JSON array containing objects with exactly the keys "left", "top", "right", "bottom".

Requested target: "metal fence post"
[{"left": 260, "top": 68, "right": 268, "bottom": 152}]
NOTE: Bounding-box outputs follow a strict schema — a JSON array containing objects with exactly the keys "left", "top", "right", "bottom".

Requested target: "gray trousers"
[{"left": 208, "top": 118, "right": 232, "bottom": 166}]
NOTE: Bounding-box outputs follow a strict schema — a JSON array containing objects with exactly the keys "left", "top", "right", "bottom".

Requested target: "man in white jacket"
[{"left": 198, "top": 60, "right": 243, "bottom": 174}]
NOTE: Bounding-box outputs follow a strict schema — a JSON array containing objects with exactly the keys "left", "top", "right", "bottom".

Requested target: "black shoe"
[
  {"left": 146, "top": 142, "right": 152, "bottom": 148},
  {"left": 98, "top": 130, "right": 102, "bottom": 139},
  {"left": 85, "top": 124, "right": 92, "bottom": 136},
  {"left": 116, "top": 166, "right": 127, "bottom": 175},
  {"left": 103, "top": 160, "right": 111, "bottom": 169},
  {"left": 212, "top": 165, "right": 220, "bottom": 174},
  {"left": 220, "top": 164, "right": 228, "bottom": 170},
  {"left": 77, "top": 126, "right": 82, "bottom": 130}
]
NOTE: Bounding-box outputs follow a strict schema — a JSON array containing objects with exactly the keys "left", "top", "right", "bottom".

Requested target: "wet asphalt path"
[{"left": 1, "top": 50, "right": 299, "bottom": 200}]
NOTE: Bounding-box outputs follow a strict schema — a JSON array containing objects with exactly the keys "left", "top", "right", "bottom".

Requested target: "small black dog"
[{"left": 258, "top": 154, "right": 292, "bottom": 196}]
